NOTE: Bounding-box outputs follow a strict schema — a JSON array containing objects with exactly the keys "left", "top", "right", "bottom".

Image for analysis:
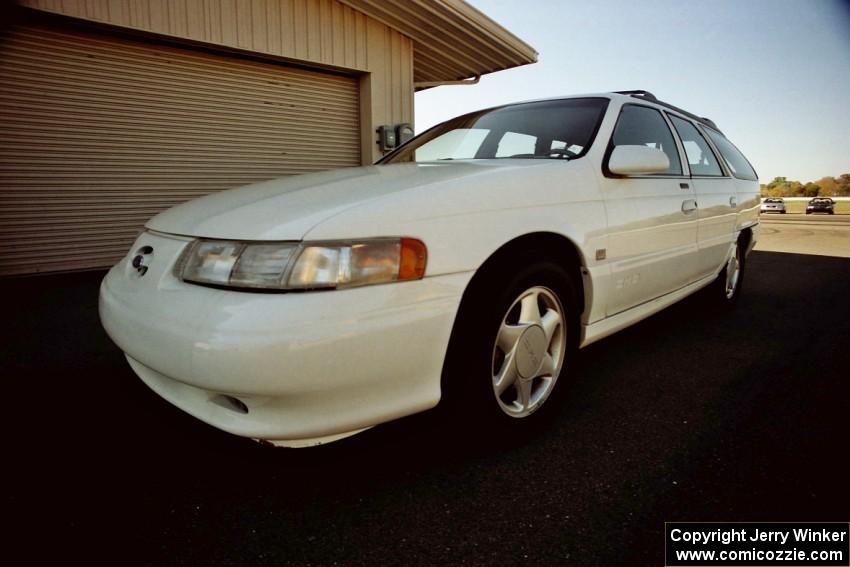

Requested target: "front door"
[{"left": 598, "top": 104, "right": 698, "bottom": 316}]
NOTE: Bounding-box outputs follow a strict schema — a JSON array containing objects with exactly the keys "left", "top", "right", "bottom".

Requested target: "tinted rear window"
[
  {"left": 704, "top": 128, "right": 758, "bottom": 181},
  {"left": 669, "top": 115, "right": 723, "bottom": 177}
]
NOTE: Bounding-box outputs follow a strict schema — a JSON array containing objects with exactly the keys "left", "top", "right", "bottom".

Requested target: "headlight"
[{"left": 178, "top": 238, "right": 427, "bottom": 291}]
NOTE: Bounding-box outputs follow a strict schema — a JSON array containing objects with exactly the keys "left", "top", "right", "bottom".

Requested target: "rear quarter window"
[{"left": 704, "top": 128, "right": 758, "bottom": 181}]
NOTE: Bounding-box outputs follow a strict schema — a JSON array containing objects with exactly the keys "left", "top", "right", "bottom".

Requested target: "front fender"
[{"left": 303, "top": 160, "right": 606, "bottom": 277}]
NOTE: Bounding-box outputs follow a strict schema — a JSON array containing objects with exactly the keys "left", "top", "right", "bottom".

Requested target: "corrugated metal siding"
[
  {"left": 23, "top": 0, "right": 374, "bottom": 71},
  {"left": 23, "top": 0, "right": 415, "bottom": 163},
  {"left": 19, "top": 0, "right": 532, "bottom": 87},
  {"left": 0, "top": 24, "right": 360, "bottom": 276}
]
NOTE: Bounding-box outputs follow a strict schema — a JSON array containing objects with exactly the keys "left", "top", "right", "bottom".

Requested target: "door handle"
[
  {"left": 679, "top": 182, "right": 690, "bottom": 190},
  {"left": 682, "top": 199, "right": 698, "bottom": 214},
  {"left": 729, "top": 196, "right": 738, "bottom": 208}
]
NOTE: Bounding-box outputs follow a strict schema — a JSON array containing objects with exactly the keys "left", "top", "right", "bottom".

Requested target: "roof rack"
[
  {"left": 612, "top": 90, "right": 722, "bottom": 134},
  {"left": 613, "top": 90, "right": 658, "bottom": 100}
]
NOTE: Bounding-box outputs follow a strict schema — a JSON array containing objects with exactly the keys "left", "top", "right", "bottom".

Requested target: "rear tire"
[
  {"left": 441, "top": 253, "right": 580, "bottom": 438},
  {"left": 709, "top": 237, "right": 745, "bottom": 306}
]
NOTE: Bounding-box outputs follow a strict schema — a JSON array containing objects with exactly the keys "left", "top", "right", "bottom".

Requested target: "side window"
[
  {"left": 668, "top": 115, "right": 723, "bottom": 176},
  {"left": 495, "top": 132, "right": 537, "bottom": 157},
  {"left": 704, "top": 128, "right": 758, "bottom": 181},
  {"left": 611, "top": 105, "right": 681, "bottom": 175}
]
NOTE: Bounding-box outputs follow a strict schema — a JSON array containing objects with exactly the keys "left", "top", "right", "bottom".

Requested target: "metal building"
[{"left": 0, "top": 0, "right": 536, "bottom": 275}]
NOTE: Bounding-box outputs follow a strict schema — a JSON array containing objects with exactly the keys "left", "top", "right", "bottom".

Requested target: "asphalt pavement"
[
  {"left": 756, "top": 213, "right": 850, "bottom": 258},
  {"left": 4, "top": 217, "right": 849, "bottom": 565}
]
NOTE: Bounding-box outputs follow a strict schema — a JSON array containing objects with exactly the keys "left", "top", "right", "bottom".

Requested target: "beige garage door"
[{"left": 0, "top": 24, "right": 361, "bottom": 276}]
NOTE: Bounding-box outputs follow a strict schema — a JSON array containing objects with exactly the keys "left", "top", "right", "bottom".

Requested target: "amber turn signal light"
[{"left": 399, "top": 238, "right": 427, "bottom": 280}]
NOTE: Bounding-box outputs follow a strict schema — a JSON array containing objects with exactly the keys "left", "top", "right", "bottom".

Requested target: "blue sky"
[{"left": 414, "top": 0, "right": 850, "bottom": 183}]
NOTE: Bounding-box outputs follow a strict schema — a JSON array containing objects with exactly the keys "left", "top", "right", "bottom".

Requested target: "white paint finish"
[
  {"left": 580, "top": 272, "right": 717, "bottom": 347},
  {"left": 147, "top": 159, "right": 607, "bottom": 277},
  {"left": 101, "top": 230, "right": 472, "bottom": 442},
  {"left": 302, "top": 159, "right": 605, "bottom": 275},
  {"left": 734, "top": 178, "right": 762, "bottom": 233},
  {"left": 582, "top": 264, "right": 609, "bottom": 324},
  {"left": 691, "top": 177, "right": 739, "bottom": 277},
  {"left": 595, "top": 174, "right": 699, "bottom": 316},
  {"left": 261, "top": 428, "right": 373, "bottom": 448},
  {"left": 99, "top": 92, "right": 761, "bottom": 446},
  {"left": 607, "top": 145, "right": 670, "bottom": 175}
]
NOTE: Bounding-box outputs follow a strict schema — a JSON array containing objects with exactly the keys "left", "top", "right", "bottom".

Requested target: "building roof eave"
[{"left": 339, "top": 0, "right": 538, "bottom": 83}]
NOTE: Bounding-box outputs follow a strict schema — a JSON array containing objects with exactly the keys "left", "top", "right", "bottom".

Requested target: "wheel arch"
[
  {"left": 738, "top": 225, "right": 754, "bottom": 257},
  {"left": 439, "top": 230, "right": 589, "bottom": 404},
  {"left": 469, "top": 231, "right": 588, "bottom": 314}
]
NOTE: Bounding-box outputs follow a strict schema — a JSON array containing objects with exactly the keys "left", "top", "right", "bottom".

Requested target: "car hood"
[{"left": 146, "top": 161, "right": 556, "bottom": 240}]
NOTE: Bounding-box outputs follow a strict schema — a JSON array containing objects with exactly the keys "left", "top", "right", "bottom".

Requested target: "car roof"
[{"left": 479, "top": 91, "right": 722, "bottom": 134}]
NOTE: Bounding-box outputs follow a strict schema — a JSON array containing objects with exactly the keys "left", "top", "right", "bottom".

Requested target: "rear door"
[
  {"left": 667, "top": 114, "right": 737, "bottom": 278},
  {"left": 598, "top": 104, "right": 698, "bottom": 316},
  {"left": 703, "top": 127, "right": 762, "bottom": 233}
]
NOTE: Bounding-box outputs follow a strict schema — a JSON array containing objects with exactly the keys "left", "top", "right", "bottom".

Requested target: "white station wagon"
[{"left": 100, "top": 90, "right": 760, "bottom": 447}]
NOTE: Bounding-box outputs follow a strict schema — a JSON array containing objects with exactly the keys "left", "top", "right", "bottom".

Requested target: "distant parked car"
[
  {"left": 806, "top": 197, "right": 835, "bottom": 215},
  {"left": 760, "top": 198, "right": 786, "bottom": 214}
]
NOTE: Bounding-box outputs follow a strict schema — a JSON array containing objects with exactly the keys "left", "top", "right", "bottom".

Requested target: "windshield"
[
  {"left": 765, "top": 198, "right": 783, "bottom": 203},
  {"left": 380, "top": 98, "right": 609, "bottom": 164}
]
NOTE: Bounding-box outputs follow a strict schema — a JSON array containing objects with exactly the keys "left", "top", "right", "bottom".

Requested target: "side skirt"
[{"left": 579, "top": 273, "right": 717, "bottom": 348}]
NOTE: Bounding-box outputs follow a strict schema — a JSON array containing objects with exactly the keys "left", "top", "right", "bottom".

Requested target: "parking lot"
[
  {"left": 757, "top": 213, "right": 850, "bottom": 258},
  {"left": 5, "top": 215, "right": 849, "bottom": 565}
]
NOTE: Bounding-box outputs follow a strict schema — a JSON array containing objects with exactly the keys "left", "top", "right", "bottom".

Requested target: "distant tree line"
[{"left": 760, "top": 174, "right": 850, "bottom": 197}]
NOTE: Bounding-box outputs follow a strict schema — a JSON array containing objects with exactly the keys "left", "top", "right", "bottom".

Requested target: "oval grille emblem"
[{"left": 132, "top": 245, "right": 154, "bottom": 276}]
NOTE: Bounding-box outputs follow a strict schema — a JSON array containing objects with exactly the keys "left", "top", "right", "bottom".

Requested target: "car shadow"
[{"left": 4, "top": 250, "right": 850, "bottom": 564}]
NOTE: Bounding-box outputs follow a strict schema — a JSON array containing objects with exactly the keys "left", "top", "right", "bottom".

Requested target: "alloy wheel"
[
  {"left": 491, "top": 286, "right": 566, "bottom": 417},
  {"left": 725, "top": 244, "right": 741, "bottom": 299}
]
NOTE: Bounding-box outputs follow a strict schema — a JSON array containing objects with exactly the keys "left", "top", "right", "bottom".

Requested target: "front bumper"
[{"left": 99, "top": 231, "right": 471, "bottom": 446}]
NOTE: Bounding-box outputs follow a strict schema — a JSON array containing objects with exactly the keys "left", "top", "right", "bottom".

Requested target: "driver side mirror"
[{"left": 608, "top": 145, "right": 670, "bottom": 175}]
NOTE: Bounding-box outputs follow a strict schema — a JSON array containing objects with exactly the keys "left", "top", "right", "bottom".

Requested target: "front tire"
[{"left": 442, "top": 255, "right": 580, "bottom": 432}]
